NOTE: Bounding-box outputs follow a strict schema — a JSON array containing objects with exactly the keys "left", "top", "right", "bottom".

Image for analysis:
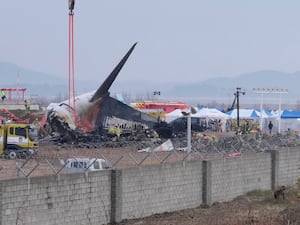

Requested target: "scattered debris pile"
[{"left": 38, "top": 127, "right": 300, "bottom": 157}]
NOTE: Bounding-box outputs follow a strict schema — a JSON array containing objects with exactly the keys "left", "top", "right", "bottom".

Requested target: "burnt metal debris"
[
  {"left": 41, "top": 42, "right": 300, "bottom": 152},
  {"left": 38, "top": 129, "right": 300, "bottom": 157},
  {"left": 43, "top": 42, "right": 177, "bottom": 146}
]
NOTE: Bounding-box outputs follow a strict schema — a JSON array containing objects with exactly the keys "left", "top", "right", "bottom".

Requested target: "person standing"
[
  {"left": 217, "top": 119, "right": 222, "bottom": 132},
  {"left": 268, "top": 121, "right": 273, "bottom": 135},
  {"left": 1, "top": 90, "right": 6, "bottom": 101},
  {"left": 24, "top": 100, "right": 30, "bottom": 114}
]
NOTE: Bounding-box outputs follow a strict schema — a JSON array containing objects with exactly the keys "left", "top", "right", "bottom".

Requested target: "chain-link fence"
[{"left": 0, "top": 132, "right": 299, "bottom": 180}]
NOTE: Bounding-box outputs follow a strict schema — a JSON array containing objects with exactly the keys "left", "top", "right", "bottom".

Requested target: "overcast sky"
[{"left": 1, "top": 1, "right": 300, "bottom": 84}]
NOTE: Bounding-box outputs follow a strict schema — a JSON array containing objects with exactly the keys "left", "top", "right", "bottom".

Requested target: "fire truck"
[
  {"left": 133, "top": 101, "right": 189, "bottom": 114},
  {"left": 0, "top": 123, "right": 38, "bottom": 159}
]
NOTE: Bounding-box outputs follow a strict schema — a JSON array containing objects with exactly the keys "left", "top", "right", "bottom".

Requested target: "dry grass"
[{"left": 117, "top": 186, "right": 300, "bottom": 225}]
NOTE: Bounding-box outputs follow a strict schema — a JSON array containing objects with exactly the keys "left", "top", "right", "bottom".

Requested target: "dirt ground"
[
  {"left": 0, "top": 146, "right": 201, "bottom": 180},
  {"left": 115, "top": 187, "right": 300, "bottom": 225},
  {"left": 0, "top": 131, "right": 237, "bottom": 180}
]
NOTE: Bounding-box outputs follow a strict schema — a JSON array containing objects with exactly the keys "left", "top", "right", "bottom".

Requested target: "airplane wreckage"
[{"left": 44, "top": 43, "right": 176, "bottom": 145}]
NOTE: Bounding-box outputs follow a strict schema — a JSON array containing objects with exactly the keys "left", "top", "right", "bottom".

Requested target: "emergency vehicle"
[{"left": 0, "top": 123, "right": 38, "bottom": 159}]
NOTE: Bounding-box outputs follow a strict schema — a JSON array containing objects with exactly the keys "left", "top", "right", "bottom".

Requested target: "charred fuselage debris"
[
  {"left": 43, "top": 42, "right": 183, "bottom": 142},
  {"left": 44, "top": 95, "right": 161, "bottom": 144},
  {"left": 44, "top": 43, "right": 139, "bottom": 137},
  {"left": 40, "top": 125, "right": 166, "bottom": 150},
  {"left": 95, "top": 96, "right": 157, "bottom": 131}
]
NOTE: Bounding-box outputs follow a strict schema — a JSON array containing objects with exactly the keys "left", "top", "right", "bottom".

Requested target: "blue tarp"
[
  {"left": 250, "top": 110, "right": 260, "bottom": 118},
  {"left": 226, "top": 109, "right": 267, "bottom": 119},
  {"left": 281, "top": 110, "right": 300, "bottom": 119},
  {"left": 264, "top": 109, "right": 275, "bottom": 116}
]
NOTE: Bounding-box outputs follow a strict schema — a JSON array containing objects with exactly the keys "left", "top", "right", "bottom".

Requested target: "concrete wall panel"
[
  {"left": 210, "top": 153, "right": 272, "bottom": 203},
  {"left": 278, "top": 147, "right": 300, "bottom": 186},
  {"left": 0, "top": 171, "right": 111, "bottom": 225},
  {"left": 120, "top": 161, "right": 203, "bottom": 220}
]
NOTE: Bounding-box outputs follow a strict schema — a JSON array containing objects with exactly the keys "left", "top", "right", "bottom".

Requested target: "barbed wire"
[{"left": 0, "top": 132, "right": 299, "bottom": 180}]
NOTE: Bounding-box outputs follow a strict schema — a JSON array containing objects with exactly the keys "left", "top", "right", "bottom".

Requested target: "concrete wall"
[
  {"left": 277, "top": 147, "right": 300, "bottom": 186},
  {"left": 0, "top": 104, "right": 39, "bottom": 111},
  {"left": 1, "top": 147, "right": 300, "bottom": 225},
  {"left": 118, "top": 161, "right": 202, "bottom": 221},
  {"left": 0, "top": 171, "right": 111, "bottom": 225},
  {"left": 208, "top": 153, "right": 272, "bottom": 204}
]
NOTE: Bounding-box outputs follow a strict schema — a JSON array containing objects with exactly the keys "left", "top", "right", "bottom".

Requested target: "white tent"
[
  {"left": 165, "top": 109, "right": 184, "bottom": 123},
  {"left": 166, "top": 108, "right": 230, "bottom": 123},
  {"left": 192, "top": 108, "right": 230, "bottom": 132},
  {"left": 193, "top": 108, "right": 230, "bottom": 119}
]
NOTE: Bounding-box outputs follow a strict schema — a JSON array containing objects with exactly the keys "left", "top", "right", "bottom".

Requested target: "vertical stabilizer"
[{"left": 90, "top": 42, "right": 137, "bottom": 102}]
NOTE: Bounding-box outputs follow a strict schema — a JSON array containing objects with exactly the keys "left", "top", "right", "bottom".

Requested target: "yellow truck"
[{"left": 0, "top": 123, "right": 38, "bottom": 159}]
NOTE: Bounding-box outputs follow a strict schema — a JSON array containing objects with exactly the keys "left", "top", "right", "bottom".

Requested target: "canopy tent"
[
  {"left": 281, "top": 110, "right": 300, "bottom": 119},
  {"left": 166, "top": 107, "right": 231, "bottom": 132},
  {"left": 226, "top": 109, "right": 269, "bottom": 119},
  {"left": 165, "top": 109, "right": 184, "bottom": 123},
  {"left": 165, "top": 107, "right": 230, "bottom": 123},
  {"left": 193, "top": 108, "right": 230, "bottom": 119},
  {"left": 275, "top": 110, "right": 300, "bottom": 132},
  {"left": 264, "top": 109, "right": 277, "bottom": 117},
  {"left": 193, "top": 108, "right": 231, "bottom": 132}
]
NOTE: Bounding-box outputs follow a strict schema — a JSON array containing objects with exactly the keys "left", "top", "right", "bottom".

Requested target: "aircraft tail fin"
[{"left": 90, "top": 42, "right": 137, "bottom": 102}]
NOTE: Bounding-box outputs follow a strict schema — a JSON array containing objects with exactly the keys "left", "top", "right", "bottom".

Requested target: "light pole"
[
  {"left": 182, "top": 107, "right": 197, "bottom": 154},
  {"left": 275, "top": 89, "right": 288, "bottom": 133},
  {"left": 153, "top": 91, "right": 161, "bottom": 100},
  {"left": 253, "top": 88, "right": 268, "bottom": 131},
  {"left": 187, "top": 112, "right": 191, "bottom": 153},
  {"left": 153, "top": 91, "right": 161, "bottom": 96},
  {"left": 253, "top": 88, "right": 288, "bottom": 133}
]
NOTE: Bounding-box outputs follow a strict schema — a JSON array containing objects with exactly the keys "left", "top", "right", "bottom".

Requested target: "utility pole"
[{"left": 235, "top": 87, "right": 245, "bottom": 128}]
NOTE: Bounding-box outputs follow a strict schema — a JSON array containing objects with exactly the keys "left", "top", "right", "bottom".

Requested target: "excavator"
[
  {"left": 226, "top": 93, "right": 237, "bottom": 112},
  {"left": 226, "top": 87, "right": 245, "bottom": 112}
]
